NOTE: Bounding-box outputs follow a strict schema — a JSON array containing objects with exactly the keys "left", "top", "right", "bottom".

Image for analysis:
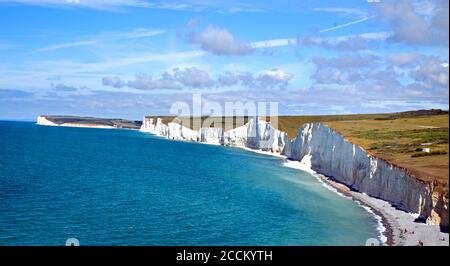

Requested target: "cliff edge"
[{"left": 140, "top": 117, "right": 449, "bottom": 232}]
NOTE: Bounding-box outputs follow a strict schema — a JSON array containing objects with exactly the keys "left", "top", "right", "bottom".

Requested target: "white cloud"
[
  {"left": 386, "top": 52, "right": 421, "bottom": 66},
  {"left": 299, "top": 31, "right": 392, "bottom": 50},
  {"left": 104, "top": 67, "right": 216, "bottom": 91},
  {"left": 250, "top": 38, "right": 296, "bottom": 49},
  {"left": 371, "top": 0, "right": 449, "bottom": 45},
  {"left": 103, "top": 67, "right": 294, "bottom": 90},
  {"left": 262, "top": 69, "right": 292, "bottom": 83},
  {"left": 250, "top": 31, "right": 392, "bottom": 51},
  {"left": 409, "top": 56, "right": 449, "bottom": 88},
  {"left": 102, "top": 76, "right": 126, "bottom": 88},
  {"left": 188, "top": 25, "right": 252, "bottom": 56},
  {"left": 173, "top": 67, "right": 215, "bottom": 88}
]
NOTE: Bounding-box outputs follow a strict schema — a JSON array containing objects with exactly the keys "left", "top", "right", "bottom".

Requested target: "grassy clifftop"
[
  {"left": 325, "top": 113, "right": 448, "bottom": 195},
  {"left": 146, "top": 109, "right": 448, "bottom": 195}
]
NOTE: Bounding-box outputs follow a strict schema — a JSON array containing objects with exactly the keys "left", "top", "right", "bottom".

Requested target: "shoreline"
[
  {"left": 38, "top": 120, "right": 449, "bottom": 246},
  {"left": 59, "top": 123, "right": 116, "bottom": 129},
  {"left": 37, "top": 122, "right": 139, "bottom": 130},
  {"left": 36, "top": 116, "right": 141, "bottom": 130},
  {"left": 237, "top": 148, "right": 449, "bottom": 246},
  {"left": 244, "top": 149, "right": 389, "bottom": 245}
]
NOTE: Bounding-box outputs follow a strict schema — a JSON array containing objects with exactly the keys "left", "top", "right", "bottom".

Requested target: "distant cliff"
[
  {"left": 140, "top": 117, "right": 449, "bottom": 231},
  {"left": 37, "top": 115, "right": 142, "bottom": 129}
]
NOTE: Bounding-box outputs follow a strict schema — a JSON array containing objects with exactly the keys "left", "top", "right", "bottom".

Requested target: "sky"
[{"left": 0, "top": 0, "right": 448, "bottom": 120}]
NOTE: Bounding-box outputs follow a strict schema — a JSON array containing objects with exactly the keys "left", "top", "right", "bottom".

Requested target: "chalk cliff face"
[
  {"left": 36, "top": 116, "right": 58, "bottom": 126},
  {"left": 285, "top": 123, "right": 434, "bottom": 218},
  {"left": 139, "top": 117, "right": 448, "bottom": 229},
  {"left": 200, "top": 128, "right": 223, "bottom": 145},
  {"left": 140, "top": 117, "right": 287, "bottom": 150},
  {"left": 285, "top": 123, "right": 448, "bottom": 230},
  {"left": 223, "top": 125, "right": 247, "bottom": 147}
]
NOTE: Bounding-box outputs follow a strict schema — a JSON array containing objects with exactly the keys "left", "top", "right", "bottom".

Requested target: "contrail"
[{"left": 319, "top": 16, "right": 374, "bottom": 33}]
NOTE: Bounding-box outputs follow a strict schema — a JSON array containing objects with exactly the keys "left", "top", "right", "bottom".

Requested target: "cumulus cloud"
[
  {"left": 188, "top": 25, "right": 252, "bottom": 56},
  {"left": 255, "top": 69, "right": 293, "bottom": 89},
  {"left": 311, "top": 68, "right": 347, "bottom": 85},
  {"left": 217, "top": 72, "right": 240, "bottom": 86},
  {"left": 410, "top": 56, "right": 449, "bottom": 88},
  {"left": 387, "top": 53, "right": 449, "bottom": 89},
  {"left": 310, "top": 52, "right": 448, "bottom": 107},
  {"left": 310, "top": 54, "right": 399, "bottom": 87},
  {"left": 216, "top": 69, "right": 293, "bottom": 89},
  {"left": 173, "top": 67, "right": 215, "bottom": 88},
  {"left": 371, "top": 0, "right": 449, "bottom": 45},
  {"left": 116, "top": 68, "right": 215, "bottom": 91},
  {"left": 51, "top": 83, "right": 79, "bottom": 91},
  {"left": 127, "top": 73, "right": 181, "bottom": 90},
  {"left": 217, "top": 72, "right": 254, "bottom": 87},
  {"left": 102, "top": 76, "right": 126, "bottom": 88},
  {"left": 386, "top": 52, "right": 421, "bottom": 66},
  {"left": 103, "top": 67, "right": 293, "bottom": 90}
]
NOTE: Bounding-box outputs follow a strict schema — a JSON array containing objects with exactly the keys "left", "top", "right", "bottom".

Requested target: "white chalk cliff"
[
  {"left": 285, "top": 123, "right": 433, "bottom": 219},
  {"left": 36, "top": 115, "right": 58, "bottom": 126},
  {"left": 140, "top": 117, "right": 287, "bottom": 151},
  {"left": 140, "top": 117, "right": 447, "bottom": 230}
]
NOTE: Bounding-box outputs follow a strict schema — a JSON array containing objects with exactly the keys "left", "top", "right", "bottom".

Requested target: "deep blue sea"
[{"left": 0, "top": 121, "right": 380, "bottom": 246}]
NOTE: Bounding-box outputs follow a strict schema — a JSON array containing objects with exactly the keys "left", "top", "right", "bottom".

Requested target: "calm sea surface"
[{"left": 0, "top": 121, "right": 380, "bottom": 245}]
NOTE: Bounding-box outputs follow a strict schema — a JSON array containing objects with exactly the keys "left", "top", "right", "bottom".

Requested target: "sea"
[{"left": 0, "top": 121, "right": 381, "bottom": 245}]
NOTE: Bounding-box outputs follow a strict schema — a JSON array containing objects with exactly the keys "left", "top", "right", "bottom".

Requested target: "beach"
[
  {"left": 242, "top": 147, "right": 449, "bottom": 246},
  {"left": 282, "top": 156, "right": 449, "bottom": 246}
]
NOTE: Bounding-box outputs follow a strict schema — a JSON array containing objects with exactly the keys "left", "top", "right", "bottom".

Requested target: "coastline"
[
  {"left": 38, "top": 117, "right": 449, "bottom": 246},
  {"left": 36, "top": 115, "right": 141, "bottom": 130},
  {"left": 135, "top": 133, "right": 395, "bottom": 244},
  {"left": 59, "top": 123, "right": 116, "bottom": 129},
  {"left": 37, "top": 121, "right": 137, "bottom": 130},
  {"left": 239, "top": 148, "right": 389, "bottom": 245},
  {"left": 237, "top": 148, "right": 449, "bottom": 246}
]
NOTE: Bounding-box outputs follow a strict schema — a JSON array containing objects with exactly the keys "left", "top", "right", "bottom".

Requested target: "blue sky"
[{"left": 0, "top": 0, "right": 448, "bottom": 120}]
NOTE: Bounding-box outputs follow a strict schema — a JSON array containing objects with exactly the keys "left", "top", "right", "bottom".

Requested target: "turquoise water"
[{"left": 0, "top": 121, "right": 380, "bottom": 246}]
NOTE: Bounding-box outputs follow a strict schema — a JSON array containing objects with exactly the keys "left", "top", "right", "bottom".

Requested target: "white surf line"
[
  {"left": 237, "top": 148, "right": 388, "bottom": 244},
  {"left": 141, "top": 129, "right": 388, "bottom": 244}
]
